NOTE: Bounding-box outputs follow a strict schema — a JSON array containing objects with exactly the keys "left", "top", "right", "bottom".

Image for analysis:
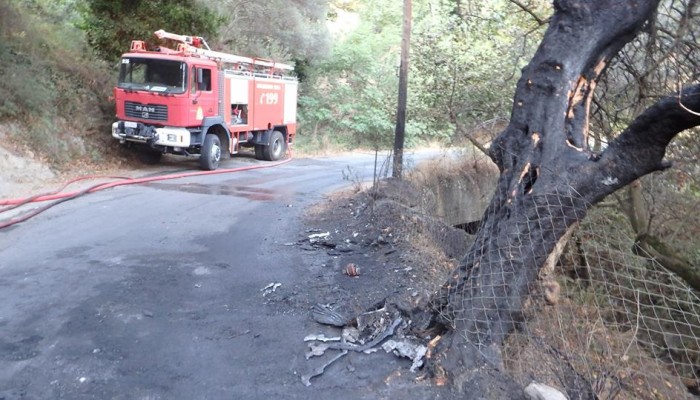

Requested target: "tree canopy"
[{"left": 79, "top": 0, "right": 225, "bottom": 63}]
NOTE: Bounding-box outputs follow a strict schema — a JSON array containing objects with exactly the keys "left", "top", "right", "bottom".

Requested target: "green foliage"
[
  {"left": 297, "top": 0, "right": 403, "bottom": 151},
  {"left": 409, "top": 1, "right": 547, "bottom": 143},
  {"left": 78, "top": 0, "right": 224, "bottom": 63},
  {"left": 16, "top": 0, "right": 81, "bottom": 22},
  {"left": 0, "top": 0, "right": 114, "bottom": 166},
  {"left": 0, "top": 43, "right": 52, "bottom": 118},
  {"left": 297, "top": 0, "right": 548, "bottom": 151},
  {"left": 208, "top": 0, "right": 330, "bottom": 63}
]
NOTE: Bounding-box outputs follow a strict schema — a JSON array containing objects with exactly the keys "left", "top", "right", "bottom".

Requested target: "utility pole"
[{"left": 392, "top": 0, "right": 411, "bottom": 179}]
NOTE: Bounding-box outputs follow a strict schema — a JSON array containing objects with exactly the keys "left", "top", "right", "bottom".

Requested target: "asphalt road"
[{"left": 0, "top": 151, "right": 448, "bottom": 400}]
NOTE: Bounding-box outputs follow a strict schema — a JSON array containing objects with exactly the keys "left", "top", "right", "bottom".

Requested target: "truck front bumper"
[{"left": 112, "top": 121, "right": 191, "bottom": 148}]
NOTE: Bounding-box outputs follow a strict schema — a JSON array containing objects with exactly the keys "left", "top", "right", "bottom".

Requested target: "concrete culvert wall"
[{"left": 408, "top": 152, "right": 499, "bottom": 228}]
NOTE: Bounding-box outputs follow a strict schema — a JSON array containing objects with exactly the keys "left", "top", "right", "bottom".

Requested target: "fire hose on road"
[{"left": 0, "top": 153, "right": 293, "bottom": 230}]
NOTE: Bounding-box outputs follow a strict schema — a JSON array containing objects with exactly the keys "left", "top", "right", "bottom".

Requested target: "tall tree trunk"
[{"left": 428, "top": 0, "right": 700, "bottom": 396}]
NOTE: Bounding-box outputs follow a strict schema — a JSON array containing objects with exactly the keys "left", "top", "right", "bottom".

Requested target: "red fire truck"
[{"left": 111, "top": 30, "right": 298, "bottom": 170}]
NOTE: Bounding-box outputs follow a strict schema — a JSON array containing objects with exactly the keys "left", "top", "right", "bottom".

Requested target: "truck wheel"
[
  {"left": 254, "top": 144, "right": 264, "bottom": 160},
  {"left": 138, "top": 149, "right": 162, "bottom": 165},
  {"left": 200, "top": 134, "right": 221, "bottom": 170},
  {"left": 263, "top": 130, "right": 286, "bottom": 161}
]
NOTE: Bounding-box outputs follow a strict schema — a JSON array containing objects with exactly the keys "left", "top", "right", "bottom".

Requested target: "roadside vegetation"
[
  {"left": 0, "top": 0, "right": 543, "bottom": 164},
  {"left": 0, "top": 0, "right": 113, "bottom": 168}
]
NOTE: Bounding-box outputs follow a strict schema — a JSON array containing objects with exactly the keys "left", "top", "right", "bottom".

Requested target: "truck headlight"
[{"left": 112, "top": 122, "right": 122, "bottom": 138}]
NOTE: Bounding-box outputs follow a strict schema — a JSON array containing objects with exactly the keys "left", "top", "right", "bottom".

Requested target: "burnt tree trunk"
[{"left": 428, "top": 0, "right": 700, "bottom": 397}]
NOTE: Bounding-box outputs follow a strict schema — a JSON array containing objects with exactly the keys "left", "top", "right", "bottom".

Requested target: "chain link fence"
[
  {"left": 499, "top": 194, "right": 700, "bottom": 399},
  {"left": 389, "top": 149, "right": 700, "bottom": 399}
]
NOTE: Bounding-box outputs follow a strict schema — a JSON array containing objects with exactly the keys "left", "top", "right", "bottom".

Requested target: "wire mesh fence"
[
  {"left": 500, "top": 202, "right": 700, "bottom": 399},
  {"left": 385, "top": 148, "right": 700, "bottom": 399}
]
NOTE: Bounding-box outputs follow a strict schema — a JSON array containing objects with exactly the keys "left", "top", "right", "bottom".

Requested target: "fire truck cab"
[{"left": 111, "top": 31, "right": 297, "bottom": 170}]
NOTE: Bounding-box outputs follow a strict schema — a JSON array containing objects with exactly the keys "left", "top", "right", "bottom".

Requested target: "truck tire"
[
  {"left": 263, "top": 130, "right": 286, "bottom": 161},
  {"left": 254, "top": 144, "right": 264, "bottom": 160},
  {"left": 200, "top": 134, "right": 221, "bottom": 170}
]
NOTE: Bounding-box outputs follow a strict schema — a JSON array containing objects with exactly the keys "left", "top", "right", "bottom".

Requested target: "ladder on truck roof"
[{"left": 153, "top": 29, "right": 294, "bottom": 71}]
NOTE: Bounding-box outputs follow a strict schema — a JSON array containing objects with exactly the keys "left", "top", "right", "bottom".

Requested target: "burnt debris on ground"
[{"left": 295, "top": 178, "right": 473, "bottom": 387}]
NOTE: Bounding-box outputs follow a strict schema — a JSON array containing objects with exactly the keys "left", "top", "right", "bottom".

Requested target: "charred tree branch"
[{"left": 589, "top": 84, "right": 700, "bottom": 203}]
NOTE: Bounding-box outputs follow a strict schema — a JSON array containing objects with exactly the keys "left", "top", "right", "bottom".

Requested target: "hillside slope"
[{"left": 0, "top": 0, "right": 118, "bottom": 195}]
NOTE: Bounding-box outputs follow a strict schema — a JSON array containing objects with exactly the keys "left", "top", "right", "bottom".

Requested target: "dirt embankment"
[
  {"left": 0, "top": 138, "right": 131, "bottom": 200},
  {"left": 0, "top": 141, "right": 55, "bottom": 198}
]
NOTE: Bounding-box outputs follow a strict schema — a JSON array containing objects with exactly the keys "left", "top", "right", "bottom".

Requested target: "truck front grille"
[{"left": 125, "top": 101, "right": 168, "bottom": 122}]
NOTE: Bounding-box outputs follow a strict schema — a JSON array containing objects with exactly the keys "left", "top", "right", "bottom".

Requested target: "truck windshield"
[{"left": 118, "top": 58, "right": 187, "bottom": 94}]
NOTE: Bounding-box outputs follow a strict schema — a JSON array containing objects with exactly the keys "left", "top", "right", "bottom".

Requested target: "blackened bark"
[
  {"left": 429, "top": 0, "right": 700, "bottom": 396},
  {"left": 585, "top": 85, "right": 700, "bottom": 202}
]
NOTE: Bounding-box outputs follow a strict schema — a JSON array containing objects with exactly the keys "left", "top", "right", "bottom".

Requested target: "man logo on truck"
[{"left": 135, "top": 105, "right": 156, "bottom": 113}]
